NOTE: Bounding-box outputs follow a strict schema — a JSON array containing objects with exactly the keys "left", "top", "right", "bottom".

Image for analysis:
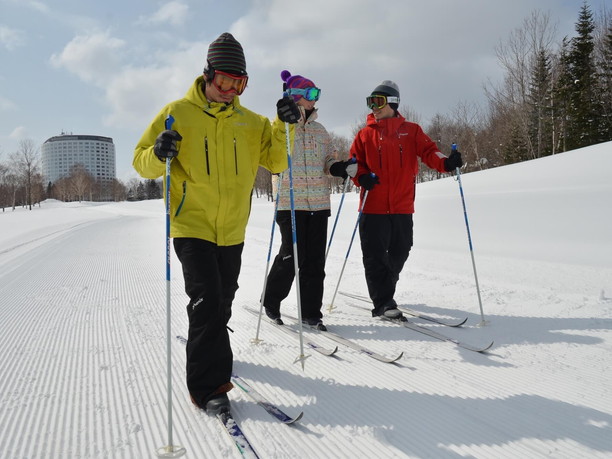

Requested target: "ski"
[
  {"left": 217, "top": 411, "right": 261, "bottom": 459},
  {"left": 245, "top": 307, "right": 338, "bottom": 356},
  {"left": 281, "top": 313, "right": 403, "bottom": 364},
  {"left": 381, "top": 317, "right": 494, "bottom": 353},
  {"left": 339, "top": 291, "right": 468, "bottom": 327},
  {"left": 231, "top": 373, "right": 303, "bottom": 424},
  {"left": 177, "top": 335, "right": 304, "bottom": 426}
]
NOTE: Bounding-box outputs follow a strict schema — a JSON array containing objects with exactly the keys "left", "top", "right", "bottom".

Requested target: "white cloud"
[
  {"left": 9, "top": 126, "right": 28, "bottom": 139},
  {"left": 136, "top": 1, "right": 189, "bottom": 27},
  {"left": 0, "top": 25, "right": 25, "bottom": 51},
  {"left": 50, "top": 31, "right": 126, "bottom": 85},
  {"left": 102, "top": 40, "right": 208, "bottom": 129},
  {"left": 0, "top": 95, "right": 16, "bottom": 111}
]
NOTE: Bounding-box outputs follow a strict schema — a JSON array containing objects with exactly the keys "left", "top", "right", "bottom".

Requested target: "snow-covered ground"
[{"left": 1, "top": 142, "right": 611, "bottom": 458}]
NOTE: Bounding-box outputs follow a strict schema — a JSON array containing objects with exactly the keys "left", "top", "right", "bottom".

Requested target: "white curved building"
[{"left": 41, "top": 134, "right": 116, "bottom": 185}]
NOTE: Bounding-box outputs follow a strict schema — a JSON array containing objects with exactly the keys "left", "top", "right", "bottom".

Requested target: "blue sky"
[{"left": 0, "top": 0, "right": 608, "bottom": 180}]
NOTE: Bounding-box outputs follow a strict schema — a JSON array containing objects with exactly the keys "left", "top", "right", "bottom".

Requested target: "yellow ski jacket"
[{"left": 133, "top": 76, "right": 288, "bottom": 246}]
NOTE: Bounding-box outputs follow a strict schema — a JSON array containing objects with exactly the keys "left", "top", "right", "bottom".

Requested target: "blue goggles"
[{"left": 286, "top": 87, "right": 321, "bottom": 101}]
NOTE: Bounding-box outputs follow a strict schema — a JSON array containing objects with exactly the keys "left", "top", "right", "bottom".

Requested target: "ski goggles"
[
  {"left": 211, "top": 70, "right": 249, "bottom": 95},
  {"left": 366, "top": 95, "right": 399, "bottom": 110},
  {"left": 286, "top": 87, "right": 321, "bottom": 101}
]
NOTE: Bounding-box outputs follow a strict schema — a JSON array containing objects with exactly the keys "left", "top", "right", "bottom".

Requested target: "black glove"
[
  {"left": 276, "top": 96, "right": 300, "bottom": 124},
  {"left": 358, "top": 173, "right": 379, "bottom": 191},
  {"left": 444, "top": 150, "right": 463, "bottom": 171},
  {"left": 154, "top": 130, "right": 182, "bottom": 161},
  {"left": 330, "top": 158, "right": 358, "bottom": 180}
]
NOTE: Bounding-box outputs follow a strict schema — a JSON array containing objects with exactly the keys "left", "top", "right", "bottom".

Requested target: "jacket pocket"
[{"left": 174, "top": 181, "right": 187, "bottom": 217}]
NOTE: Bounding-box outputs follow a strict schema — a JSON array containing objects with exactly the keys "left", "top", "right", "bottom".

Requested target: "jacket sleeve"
[
  {"left": 262, "top": 116, "right": 291, "bottom": 173},
  {"left": 320, "top": 129, "right": 336, "bottom": 175},
  {"left": 133, "top": 108, "right": 169, "bottom": 179},
  {"left": 415, "top": 125, "right": 448, "bottom": 173},
  {"left": 350, "top": 131, "right": 369, "bottom": 186}
]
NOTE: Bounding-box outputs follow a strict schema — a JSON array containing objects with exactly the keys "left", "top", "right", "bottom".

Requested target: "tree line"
[
  {"left": 0, "top": 139, "right": 128, "bottom": 211},
  {"left": 421, "top": 5, "right": 611, "bottom": 171},
  {"left": 1, "top": 4, "right": 609, "bottom": 209}
]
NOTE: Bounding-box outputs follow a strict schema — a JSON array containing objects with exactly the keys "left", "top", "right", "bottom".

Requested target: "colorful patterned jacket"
[{"left": 274, "top": 107, "right": 336, "bottom": 213}]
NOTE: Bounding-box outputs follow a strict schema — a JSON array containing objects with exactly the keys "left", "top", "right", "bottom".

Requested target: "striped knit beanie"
[
  {"left": 206, "top": 33, "right": 247, "bottom": 76},
  {"left": 281, "top": 70, "right": 316, "bottom": 101}
]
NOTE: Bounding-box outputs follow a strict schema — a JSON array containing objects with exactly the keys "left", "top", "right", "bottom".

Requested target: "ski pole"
[
  {"left": 325, "top": 158, "right": 356, "bottom": 262},
  {"left": 285, "top": 118, "right": 308, "bottom": 369},
  {"left": 452, "top": 143, "right": 487, "bottom": 326},
  {"left": 328, "top": 181, "right": 371, "bottom": 313},
  {"left": 252, "top": 173, "right": 283, "bottom": 344},
  {"left": 157, "top": 115, "right": 186, "bottom": 458}
]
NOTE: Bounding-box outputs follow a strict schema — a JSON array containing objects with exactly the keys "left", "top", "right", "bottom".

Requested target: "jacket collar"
[
  {"left": 185, "top": 75, "right": 243, "bottom": 116},
  {"left": 366, "top": 112, "right": 405, "bottom": 129},
  {"left": 298, "top": 105, "right": 318, "bottom": 125}
]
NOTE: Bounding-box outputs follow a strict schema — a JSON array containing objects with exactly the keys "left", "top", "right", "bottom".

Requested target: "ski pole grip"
[{"left": 165, "top": 115, "right": 175, "bottom": 131}]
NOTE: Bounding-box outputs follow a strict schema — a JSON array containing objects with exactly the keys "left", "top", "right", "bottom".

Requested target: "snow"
[{"left": 1, "top": 142, "right": 611, "bottom": 458}]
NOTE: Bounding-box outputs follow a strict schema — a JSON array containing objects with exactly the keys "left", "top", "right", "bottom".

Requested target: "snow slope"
[{"left": 1, "top": 142, "right": 611, "bottom": 458}]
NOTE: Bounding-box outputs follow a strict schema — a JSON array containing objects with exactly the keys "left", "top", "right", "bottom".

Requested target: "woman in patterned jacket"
[{"left": 262, "top": 70, "right": 356, "bottom": 330}]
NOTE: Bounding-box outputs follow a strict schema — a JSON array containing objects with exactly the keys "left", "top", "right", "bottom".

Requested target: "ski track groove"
[{"left": 2, "top": 203, "right": 611, "bottom": 458}]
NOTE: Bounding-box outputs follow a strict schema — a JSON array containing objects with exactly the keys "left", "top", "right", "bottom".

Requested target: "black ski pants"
[
  {"left": 173, "top": 237, "right": 243, "bottom": 407},
  {"left": 263, "top": 210, "right": 329, "bottom": 321},
  {"left": 359, "top": 214, "right": 413, "bottom": 314}
]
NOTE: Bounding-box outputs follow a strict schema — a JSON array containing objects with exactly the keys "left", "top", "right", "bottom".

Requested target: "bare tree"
[
  {"left": 451, "top": 101, "right": 489, "bottom": 171},
  {"left": 484, "top": 10, "right": 558, "bottom": 162},
  {"left": 0, "top": 161, "right": 9, "bottom": 211},
  {"left": 254, "top": 167, "right": 273, "bottom": 200},
  {"left": 15, "top": 139, "right": 41, "bottom": 210},
  {"left": 69, "top": 164, "right": 94, "bottom": 202},
  {"left": 4, "top": 160, "right": 21, "bottom": 211}
]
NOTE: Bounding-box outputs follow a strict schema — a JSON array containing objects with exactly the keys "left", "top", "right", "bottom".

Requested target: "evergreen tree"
[
  {"left": 136, "top": 182, "right": 146, "bottom": 201},
  {"left": 145, "top": 179, "right": 162, "bottom": 199},
  {"left": 528, "top": 48, "right": 553, "bottom": 157},
  {"left": 503, "top": 113, "right": 530, "bottom": 164},
  {"left": 567, "top": 3, "right": 598, "bottom": 150},
  {"left": 553, "top": 38, "right": 573, "bottom": 153},
  {"left": 596, "top": 19, "right": 612, "bottom": 141}
]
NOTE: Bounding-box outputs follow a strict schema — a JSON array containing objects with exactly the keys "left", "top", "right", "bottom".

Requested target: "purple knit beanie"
[{"left": 281, "top": 70, "right": 316, "bottom": 101}]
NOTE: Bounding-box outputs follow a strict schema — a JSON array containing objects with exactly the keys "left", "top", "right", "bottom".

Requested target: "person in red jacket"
[{"left": 350, "top": 80, "right": 462, "bottom": 319}]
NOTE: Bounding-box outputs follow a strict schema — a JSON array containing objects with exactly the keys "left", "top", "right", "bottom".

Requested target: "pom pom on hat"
[
  {"left": 281, "top": 70, "right": 316, "bottom": 101},
  {"left": 206, "top": 33, "right": 247, "bottom": 76}
]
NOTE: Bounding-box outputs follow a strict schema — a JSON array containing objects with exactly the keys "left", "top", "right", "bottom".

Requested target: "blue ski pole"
[
  {"left": 285, "top": 116, "right": 308, "bottom": 368},
  {"left": 328, "top": 176, "right": 372, "bottom": 313},
  {"left": 452, "top": 143, "right": 487, "bottom": 325},
  {"left": 157, "top": 115, "right": 186, "bottom": 457},
  {"left": 325, "top": 158, "right": 356, "bottom": 262},
  {"left": 252, "top": 174, "right": 283, "bottom": 344}
]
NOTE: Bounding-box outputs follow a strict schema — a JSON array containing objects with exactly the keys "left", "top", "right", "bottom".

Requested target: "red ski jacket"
[{"left": 350, "top": 113, "right": 448, "bottom": 214}]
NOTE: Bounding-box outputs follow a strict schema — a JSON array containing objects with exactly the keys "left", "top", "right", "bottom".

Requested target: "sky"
[
  {"left": 0, "top": 0, "right": 609, "bottom": 181},
  {"left": 1, "top": 141, "right": 611, "bottom": 457}
]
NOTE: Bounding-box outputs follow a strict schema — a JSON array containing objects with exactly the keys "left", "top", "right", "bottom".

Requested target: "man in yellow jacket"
[{"left": 133, "top": 33, "right": 298, "bottom": 415}]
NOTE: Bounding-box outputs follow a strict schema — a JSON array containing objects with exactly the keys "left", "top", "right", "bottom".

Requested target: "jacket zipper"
[
  {"left": 378, "top": 132, "right": 383, "bottom": 169},
  {"left": 204, "top": 137, "right": 210, "bottom": 175},
  {"left": 175, "top": 181, "right": 187, "bottom": 216},
  {"left": 233, "top": 138, "right": 238, "bottom": 175},
  {"left": 399, "top": 143, "right": 404, "bottom": 167}
]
